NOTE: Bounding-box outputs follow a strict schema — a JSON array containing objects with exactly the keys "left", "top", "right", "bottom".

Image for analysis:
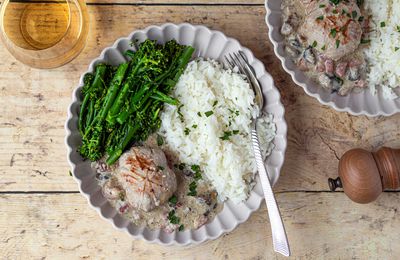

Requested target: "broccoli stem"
[
  {"left": 165, "top": 46, "right": 195, "bottom": 91},
  {"left": 86, "top": 64, "right": 107, "bottom": 95},
  {"left": 78, "top": 65, "right": 107, "bottom": 135},
  {"left": 85, "top": 100, "right": 95, "bottom": 131},
  {"left": 115, "top": 83, "right": 155, "bottom": 124},
  {"left": 106, "top": 60, "right": 144, "bottom": 125},
  {"left": 150, "top": 91, "right": 179, "bottom": 106},
  {"left": 78, "top": 94, "right": 90, "bottom": 135},
  {"left": 78, "top": 74, "right": 96, "bottom": 135},
  {"left": 98, "top": 62, "right": 129, "bottom": 121},
  {"left": 106, "top": 123, "right": 140, "bottom": 164}
]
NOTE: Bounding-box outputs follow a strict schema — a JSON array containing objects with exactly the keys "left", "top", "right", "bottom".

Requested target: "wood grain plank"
[
  {"left": 0, "top": 192, "right": 398, "bottom": 259},
  {"left": 84, "top": 0, "right": 264, "bottom": 4},
  {"left": 1, "top": 5, "right": 399, "bottom": 192},
  {"left": 277, "top": 102, "right": 400, "bottom": 192}
]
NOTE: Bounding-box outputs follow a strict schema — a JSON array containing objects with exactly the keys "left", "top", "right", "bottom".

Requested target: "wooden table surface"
[{"left": 1, "top": 0, "right": 400, "bottom": 259}]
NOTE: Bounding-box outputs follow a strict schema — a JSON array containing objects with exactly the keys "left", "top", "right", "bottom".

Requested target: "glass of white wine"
[{"left": 0, "top": 0, "right": 89, "bottom": 69}]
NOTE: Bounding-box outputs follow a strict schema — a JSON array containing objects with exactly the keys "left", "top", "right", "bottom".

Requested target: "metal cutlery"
[{"left": 225, "top": 51, "right": 290, "bottom": 257}]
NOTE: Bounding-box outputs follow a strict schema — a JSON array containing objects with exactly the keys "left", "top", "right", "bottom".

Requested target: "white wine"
[
  {"left": 3, "top": 0, "right": 70, "bottom": 50},
  {"left": 0, "top": 0, "right": 89, "bottom": 68}
]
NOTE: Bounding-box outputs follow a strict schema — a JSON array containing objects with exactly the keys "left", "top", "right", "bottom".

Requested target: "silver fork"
[{"left": 225, "top": 51, "right": 290, "bottom": 257}]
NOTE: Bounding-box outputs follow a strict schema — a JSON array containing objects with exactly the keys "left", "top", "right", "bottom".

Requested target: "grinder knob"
[{"left": 328, "top": 147, "right": 400, "bottom": 204}]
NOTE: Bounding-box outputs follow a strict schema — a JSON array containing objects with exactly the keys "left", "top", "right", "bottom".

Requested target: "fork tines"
[{"left": 224, "top": 51, "right": 252, "bottom": 80}]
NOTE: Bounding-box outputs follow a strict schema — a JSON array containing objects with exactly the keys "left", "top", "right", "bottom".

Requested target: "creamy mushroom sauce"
[
  {"left": 94, "top": 134, "right": 222, "bottom": 232},
  {"left": 281, "top": 0, "right": 371, "bottom": 95}
]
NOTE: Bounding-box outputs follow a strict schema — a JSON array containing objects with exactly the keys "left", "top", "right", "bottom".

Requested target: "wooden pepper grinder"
[{"left": 328, "top": 147, "right": 400, "bottom": 204}]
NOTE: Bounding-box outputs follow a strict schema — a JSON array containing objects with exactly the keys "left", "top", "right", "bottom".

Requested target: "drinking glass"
[{"left": 0, "top": 0, "right": 89, "bottom": 69}]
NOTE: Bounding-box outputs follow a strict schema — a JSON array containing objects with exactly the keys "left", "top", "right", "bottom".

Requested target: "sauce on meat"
[
  {"left": 94, "top": 134, "right": 222, "bottom": 232},
  {"left": 281, "top": 0, "right": 370, "bottom": 95}
]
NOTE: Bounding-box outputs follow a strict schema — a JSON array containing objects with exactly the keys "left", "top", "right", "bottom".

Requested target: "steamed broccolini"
[{"left": 78, "top": 39, "right": 195, "bottom": 164}]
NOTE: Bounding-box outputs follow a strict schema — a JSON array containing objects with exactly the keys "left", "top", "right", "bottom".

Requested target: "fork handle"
[{"left": 251, "top": 129, "right": 291, "bottom": 257}]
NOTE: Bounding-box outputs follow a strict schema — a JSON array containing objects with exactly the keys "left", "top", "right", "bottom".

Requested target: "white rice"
[
  {"left": 159, "top": 59, "right": 276, "bottom": 203},
  {"left": 364, "top": 0, "right": 400, "bottom": 99}
]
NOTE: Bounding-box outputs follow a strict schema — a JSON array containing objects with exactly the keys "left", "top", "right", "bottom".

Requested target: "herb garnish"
[
  {"left": 194, "top": 172, "right": 202, "bottom": 180},
  {"left": 168, "top": 210, "right": 180, "bottom": 224},
  {"left": 380, "top": 21, "right": 386, "bottom": 27},
  {"left": 321, "top": 45, "right": 326, "bottom": 51},
  {"left": 204, "top": 111, "right": 214, "bottom": 117},
  {"left": 188, "top": 181, "right": 197, "bottom": 196},
  {"left": 184, "top": 128, "right": 190, "bottom": 135},
  {"left": 358, "top": 16, "right": 364, "bottom": 22},
  {"left": 227, "top": 109, "right": 240, "bottom": 127},
  {"left": 119, "top": 192, "right": 125, "bottom": 201},
  {"left": 351, "top": 10, "right": 357, "bottom": 19},
  {"left": 213, "top": 100, "right": 218, "bottom": 107},
  {"left": 312, "top": 40, "right": 318, "bottom": 48},
  {"left": 316, "top": 15, "right": 324, "bottom": 21},
  {"left": 157, "top": 134, "right": 164, "bottom": 146},
  {"left": 397, "top": 25, "right": 400, "bottom": 33},
  {"left": 220, "top": 131, "right": 232, "bottom": 140},
  {"left": 395, "top": 47, "right": 399, "bottom": 52},
  {"left": 169, "top": 195, "right": 177, "bottom": 205},
  {"left": 220, "top": 130, "right": 240, "bottom": 141},
  {"left": 330, "top": 28, "right": 337, "bottom": 38},
  {"left": 197, "top": 112, "right": 202, "bottom": 117},
  {"left": 177, "top": 104, "right": 184, "bottom": 122},
  {"left": 360, "top": 39, "right": 371, "bottom": 44},
  {"left": 333, "top": 75, "right": 344, "bottom": 86},
  {"left": 192, "top": 124, "right": 198, "bottom": 129},
  {"left": 191, "top": 164, "right": 201, "bottom": 172},
  {"left": 336, "top": 39, "right": 340, "bottom": 48},
  {"left": 179, "top": 225, "right": 184, "bottom": 231},
  {"left": 191, "top": 164, "right": 202, "bottom": 180},
  {"left": 178, "top": 163, "right": 186, "bottom": 170},
  {"left": 319, "top": 4, "right": 326, "bottom": 8},
  {"left": 228, "top": 109, "right": 240, "bottom": 116},
  {"left": 157, "top": 165, "right": 164, "bottom": 171}
]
